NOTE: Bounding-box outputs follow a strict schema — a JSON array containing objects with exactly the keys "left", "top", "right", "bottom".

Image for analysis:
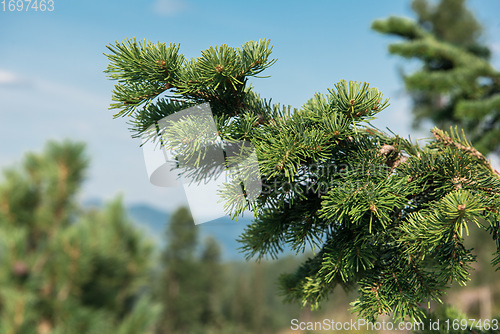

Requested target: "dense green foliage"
[
  {"left": 0, "top": 141, "right": 160, "bottom": 333},
  {"left": 105, "top": 38, "right": 500, "bottom": 322},
  {"left": 373, "top": 0, "right": 500, "bottom": 154}
]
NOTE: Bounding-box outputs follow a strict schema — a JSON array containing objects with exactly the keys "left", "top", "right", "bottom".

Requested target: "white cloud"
[
  {"left": 491, "top": 42, "right": 500, "bottom": 53},
  {"left": 0, "top": 70, "right": 17, "bottom": 84},
  {"left": 488, "top": 153, "right": 500, "bottom": 173},
  {"left": 0, "top": 69, "right": 33, "bottom": 89},
  {"left": 489, "top": 42, "right": 500, "bottom": 68},
  {"left": 0, "top": 70, "right": 191, "bottom": 211},
  {"left": 152, "top": 0, "right": 189, "bottom": 16}
]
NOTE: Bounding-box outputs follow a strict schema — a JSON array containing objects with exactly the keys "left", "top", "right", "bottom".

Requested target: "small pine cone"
[
  {"left": 379, "top": 144, "right": 396, "bottom": 157},
  {"left": 391, "top": 155, "right": 409, "bottom": 169},
  {"left": 253, "top": 114, "right": 265, "bottom": 126}
]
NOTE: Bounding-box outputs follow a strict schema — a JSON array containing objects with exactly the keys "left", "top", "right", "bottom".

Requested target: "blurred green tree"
[
  {"left": 0, "top": 141, "right": 160, "bottom": 334},
  {"left": 198, "top": 237, "right": 222, "bottom": 327},
  {"left": 373, "top": 0, "right": 500, "bottom": 154},
  {"left": 156, "top": 207, "right": 224, "bottom": 333},
  {"left": 411, "top": 0, "right": 487, "bottom": 53}
]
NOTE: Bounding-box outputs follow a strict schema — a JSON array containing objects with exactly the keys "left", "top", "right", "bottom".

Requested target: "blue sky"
[{"left": 1, "top": 0, "right": 499, "bottom": 212}]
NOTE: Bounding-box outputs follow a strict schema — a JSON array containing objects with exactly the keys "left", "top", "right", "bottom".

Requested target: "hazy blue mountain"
[
  {"left": 83, "top": 198, "right": 254, "bottom": 260},
  {"left": 197, "top": 216, "right": 254, "bottom": 260},
  {"left": 126, "top": 203, "right": 171, "bottom": 245},
  {"left": 129, "top": 205, "right": 254, "bottom": 261}
]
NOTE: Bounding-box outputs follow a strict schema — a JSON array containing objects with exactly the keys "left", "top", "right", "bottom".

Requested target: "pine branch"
[
  {"left": 106, "top": 38, "right": 500, "bottom": 323},
  {"left": 431, "top": 127, "right": 500, "bottom": 177}
]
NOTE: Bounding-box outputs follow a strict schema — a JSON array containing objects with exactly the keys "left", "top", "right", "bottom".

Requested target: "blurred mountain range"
[{"left": 83, "top": 198, "right": 254, "bottom": 261}]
